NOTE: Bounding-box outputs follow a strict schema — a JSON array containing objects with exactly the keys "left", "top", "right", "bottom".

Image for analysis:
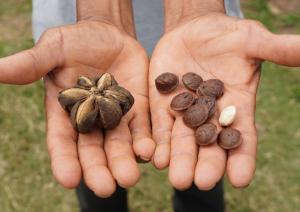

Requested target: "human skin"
[
  {"left": 149, "top": 0, "right": 300, "bottom": 190},
  {"left": 0, "top": 0, "right": 155, "bottom": 197}
]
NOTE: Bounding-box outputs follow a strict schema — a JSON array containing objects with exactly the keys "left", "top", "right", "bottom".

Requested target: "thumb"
[
  {"left": 0, "top": 27, "right": 63, "bottom": 84},
  {"left": 246, "top": 20, "right": 300, "bottom": 67}
]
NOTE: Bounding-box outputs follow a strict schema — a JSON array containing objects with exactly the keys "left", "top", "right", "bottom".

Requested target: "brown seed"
[
  {"left": 155, "top": 72, "right": 179, "bottom": 93},
  {"left": 197, "top": 79, "right": 224, "bottom": 98},
  {"left": 171, "top": 92, "right": 195, "bottom": 111},
  {"left": 183, "top": 104, "right": 209, "bottom": 128},
  {"left": 182, "top": 72, "right": 203, "bottom": 91},
  {"left": 195, "top": 123, "right": 218, "bottom": 146},
  {"left": 218, "top": 128, "right": 242, "bottom": 150},
  {"left": 195, "top": 96, "right": 217, "bottom": 117}
]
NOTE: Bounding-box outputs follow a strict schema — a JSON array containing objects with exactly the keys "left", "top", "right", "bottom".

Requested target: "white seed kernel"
[{"left": 219, "top": 105, "right": 237, "bottom": 127}]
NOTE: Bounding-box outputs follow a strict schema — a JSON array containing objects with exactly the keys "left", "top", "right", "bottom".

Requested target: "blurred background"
[{"left": 0, "top": 0, "right": 299, "bottom": 211}]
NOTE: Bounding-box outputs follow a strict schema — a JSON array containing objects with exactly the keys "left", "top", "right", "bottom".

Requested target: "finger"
[
  {"left": 78, "top": 129, "right": 116, "bottom": 198},
  {"left": 224, "top": 99, "right": 257, "bottom": 188},
  {"left": 45, "top": 79, "right": 81, "bottom": 189},
  {"left": 169, "top": 117, "right": 198, "bottom": 190},
  {"left": 130, "top": 96, "right": 155, "bottom": 162},
  {"left": 151, "top": 107, "right": 174, "bottom": 169},
  {"left": 227, "top": 130, "right": 257, "bottom": 188},
  {"left": 0, "top": 28, "right": 63, "bottom": 84},
  {"left": 194, "top": 116, "right": 226, "bottom": 191},
  {"left": 194, "top": 143, "right": 226, "bottom": 191},
  {"left": 105, "top": 119, "right": 140, "bottom": 188},
  {"left": 246, "top": 20, "right": 300, "bottom": 66}
]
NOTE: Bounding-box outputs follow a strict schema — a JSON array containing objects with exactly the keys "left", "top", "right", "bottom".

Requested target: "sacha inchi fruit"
[{"left": 58, "top": 74, "right": 134, "bottom": 133}]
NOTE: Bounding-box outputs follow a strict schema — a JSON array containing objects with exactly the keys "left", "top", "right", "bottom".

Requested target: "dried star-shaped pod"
[{"left": 58, "top": 73, "right": 134, "bottom": 134}]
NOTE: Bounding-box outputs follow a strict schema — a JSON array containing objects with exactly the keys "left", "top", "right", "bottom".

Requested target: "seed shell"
[
  {"left": 195, "top": 123, "right": 218, "bottom": 146},
  {"left": 195, "top": 96, "right": 217, "bottom": 117},
  {"left": 218, "top": 128, "right": 242, "bottom": 150},
  {"left": 155, "top": 72, "right": 179, "bottom": 94},
  {"left": 182, "top": 72, "right": 203, "bottom": 91},
  {"left": 171, "top": 92, "right": 195, "bottom": 111},
  {"left": 197, "top": 79, "right": 224, "bottom": 98},
  {"left": 183, "top": 104, "right": 209, "bottom": 128}
]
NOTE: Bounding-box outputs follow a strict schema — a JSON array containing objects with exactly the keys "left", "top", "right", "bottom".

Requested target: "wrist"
[
  {"left": 164, "top": 0, "right": 225, "bottom": 32},
  {"left": 77, "top": 0, "right": 136, "bottom": 37}
]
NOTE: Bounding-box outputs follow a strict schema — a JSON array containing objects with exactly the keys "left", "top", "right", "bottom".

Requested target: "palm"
[
  {"left": 0, "top": 21, "right": 154, "bottom": 197},
  {"left": 150, "top": 14, "right": 300, "bottom": 190}
]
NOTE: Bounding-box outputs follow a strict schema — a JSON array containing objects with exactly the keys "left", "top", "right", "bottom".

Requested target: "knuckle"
[
  {"left": 237, "top": 19, "right": 270, "bottom": 57},
  {"left": 238, "top": 19, "right": 268, "bottom": 36},
  {"left": 40, "top": 27, "right": 63, "bottom": 44},
  {"left": 246, "top": 20, "right": 264, "bottom": 28},
  {"left": 37, "top": 27, "right": 65, "bottom": 65}
]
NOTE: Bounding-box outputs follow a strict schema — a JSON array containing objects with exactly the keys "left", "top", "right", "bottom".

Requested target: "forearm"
[
  {"left": 164, "top": 0, "right": 225, "bottom": 31},
  {"left": 77, "top": 0, "right": 136, "bottom": 37}
]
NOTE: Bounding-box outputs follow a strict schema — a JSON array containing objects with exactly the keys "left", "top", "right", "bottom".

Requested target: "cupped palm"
[
  {"left": 149, "top": 13, "right": 300, "bottom": 190},
  {"left": 0, "top": 20, "right": 155, "bottom": 197}
]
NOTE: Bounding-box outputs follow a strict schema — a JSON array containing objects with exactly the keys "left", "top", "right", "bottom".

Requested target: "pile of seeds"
[{"left": 155, "top": 72, "right": 242, "bottom": 150}]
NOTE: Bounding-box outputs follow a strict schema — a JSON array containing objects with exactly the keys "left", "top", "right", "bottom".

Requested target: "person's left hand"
[{"left": 149, "top": 12, "right": 300, "bottom": 190}]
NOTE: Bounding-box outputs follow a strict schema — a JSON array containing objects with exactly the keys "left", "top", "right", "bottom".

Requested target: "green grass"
[
  {"left": 242, "top": 0, "right": 300, "bottom": 32},
  {"left": 0, "top": 0, "right": 299, "bottom": 212}
]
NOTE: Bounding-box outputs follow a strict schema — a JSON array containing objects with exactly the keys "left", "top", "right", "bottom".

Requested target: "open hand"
[
  {"left": 149, "top": 13, "right": 300, "bottom": 190},
  {"left": 0, "top": 20, "right": 155, "bottom": 197}
]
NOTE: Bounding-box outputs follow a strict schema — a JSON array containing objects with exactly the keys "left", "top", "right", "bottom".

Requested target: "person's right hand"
[{"left": 0, "top": 5, "right": 155, "bottom": 197}]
